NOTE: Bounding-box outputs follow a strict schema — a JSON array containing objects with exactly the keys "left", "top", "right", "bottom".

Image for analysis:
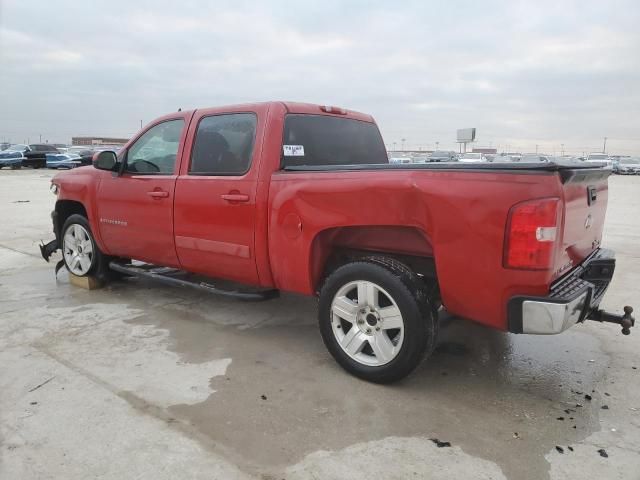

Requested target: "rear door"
[
  {"left": 173, "top": 107, "right": 264, "bottom": 285},
  {"left": 97, "top": 117, "right": 188, "bottom": 267}
]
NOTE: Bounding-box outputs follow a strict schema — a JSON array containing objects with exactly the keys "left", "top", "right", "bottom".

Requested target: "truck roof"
[{"left": 170, "top": 101, "right": 375, "bottom": 124}]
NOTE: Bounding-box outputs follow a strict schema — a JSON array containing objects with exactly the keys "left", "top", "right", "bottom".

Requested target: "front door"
[
  {"left": 174, "top": 111, "right": 260, "bottom": 285},
  {"left": 97, "top": 118, "right": 187, "bottom": 267}
]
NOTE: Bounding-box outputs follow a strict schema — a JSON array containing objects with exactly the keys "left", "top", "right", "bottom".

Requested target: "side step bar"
[{"left": 109, "top": 261, "right": 279, "bottom": 301}]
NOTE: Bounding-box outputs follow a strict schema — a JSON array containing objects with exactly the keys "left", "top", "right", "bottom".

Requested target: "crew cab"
[{"left": 40, "top": 101, "right": 634, "bottom": 383}]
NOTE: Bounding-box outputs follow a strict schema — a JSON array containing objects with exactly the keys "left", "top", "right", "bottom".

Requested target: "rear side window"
[
  {"left": 282, "top": 114, "right": 388, "bottom": 168},
  {"left": 190, "top": 113, "right": 257, "bottom": 175}
]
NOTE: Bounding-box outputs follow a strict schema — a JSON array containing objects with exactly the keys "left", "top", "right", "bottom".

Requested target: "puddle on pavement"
[{"left": 160, "top": 302, "right": 608, "bottom": 480}]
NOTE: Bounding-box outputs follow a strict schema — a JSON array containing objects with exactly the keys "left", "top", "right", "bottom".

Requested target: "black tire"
[
  {"left": 10, "top": 164, "right": 22, "bottom": 170},
  {"left": 318, "top": 257, "right": 438, "bottom": 383},
  {"left": 60, "top": 214, "right": 111, "bottom": 279}
]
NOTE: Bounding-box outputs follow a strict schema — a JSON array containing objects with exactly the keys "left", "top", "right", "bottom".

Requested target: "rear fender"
[{"left": 310, "top": 225, "right": 434, "bottom": 292}]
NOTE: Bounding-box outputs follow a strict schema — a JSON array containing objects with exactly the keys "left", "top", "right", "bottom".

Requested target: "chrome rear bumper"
[
  {"left": 520, "top": 291, "right": 589, "bottom": 334},
  {"left": 508, "top": 248, "right": 616, "bottom": 334}
]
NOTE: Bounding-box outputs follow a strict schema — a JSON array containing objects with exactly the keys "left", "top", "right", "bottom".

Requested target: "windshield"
[
  {"left": 589, "top": 154, "right": 607, "bottom": 159},
  {"left": 7, "top": 144, "right": 27, "bottom": 151},
  {"left": 621, "top": 158, "right": 639, "bottom": 164},
  {"left": 281, "top": 115, "right": 388, "bottom": 167},
  {"left": 461, "top": 153, "right": 482, "bottom": 159}
]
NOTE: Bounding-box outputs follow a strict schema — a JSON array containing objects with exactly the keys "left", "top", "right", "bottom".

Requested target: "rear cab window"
[{"left": 281, "top": 114, "right": 388, "bottom": 168}]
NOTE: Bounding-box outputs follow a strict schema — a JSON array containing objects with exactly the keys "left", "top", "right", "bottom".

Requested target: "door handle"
[
  {"left": 147, "top": 190, "right": 169, "bottom": 198},
  {"left": 221, "top": 193, "right": 250, "bottom": 203}
]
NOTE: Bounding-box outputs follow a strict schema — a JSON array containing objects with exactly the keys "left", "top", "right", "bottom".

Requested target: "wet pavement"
[{"left": 1, "top": 169, "right": 639, "bottom": 479}]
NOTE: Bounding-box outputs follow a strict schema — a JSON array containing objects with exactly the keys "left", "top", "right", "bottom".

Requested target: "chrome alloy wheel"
[
  {"left": 62, "top": 224, "right": 94, "bottom": 276},
  {"left": 331, "top": 280, "right": 405, "bottom": 366}
]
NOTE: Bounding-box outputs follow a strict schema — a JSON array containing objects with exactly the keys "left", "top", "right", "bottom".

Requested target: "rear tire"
[{"left": 318, "top": 257, "right": 438, "bottom": 383}]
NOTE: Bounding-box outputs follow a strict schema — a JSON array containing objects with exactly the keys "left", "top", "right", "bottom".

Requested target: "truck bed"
[{"left": 269, "top": 161, "right": 611, "bottom": 330}]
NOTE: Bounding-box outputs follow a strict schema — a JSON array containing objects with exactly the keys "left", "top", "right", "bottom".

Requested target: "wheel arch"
[
  {"left": 54, "top": 199, "right": 111, "bottom": 254},
  {"left": 309, "top": 225, "right": 437, "bottom": 294},
  {"left": 55, "top": 200, "right": 88, "bottom": 236}
]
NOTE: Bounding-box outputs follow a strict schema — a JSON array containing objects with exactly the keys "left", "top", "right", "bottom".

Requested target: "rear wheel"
[{"left": 319, "top": 257, "right": 438, "bottom": 383}]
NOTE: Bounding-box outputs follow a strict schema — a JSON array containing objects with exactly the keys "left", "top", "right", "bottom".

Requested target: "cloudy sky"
[{"left": 1, "top": 0, "right": 639, "bottom": 155}]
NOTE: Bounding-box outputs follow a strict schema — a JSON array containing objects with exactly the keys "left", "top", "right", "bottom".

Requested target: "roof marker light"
[{"left": 320, "top": 105, "right": 347, "bottom": 115}]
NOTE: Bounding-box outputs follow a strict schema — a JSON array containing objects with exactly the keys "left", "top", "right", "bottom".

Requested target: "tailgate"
[{"left": 554, "top": 168, "right": 611, "bottom": 280}]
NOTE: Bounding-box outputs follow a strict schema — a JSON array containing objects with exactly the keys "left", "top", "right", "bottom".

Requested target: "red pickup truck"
[{"left": 41, "top": 101, "right": 634, "bottom": 383}]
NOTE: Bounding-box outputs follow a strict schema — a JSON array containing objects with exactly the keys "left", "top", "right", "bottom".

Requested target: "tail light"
[{"left": 504, "top": 197, "right": 561, "bottom": 270}]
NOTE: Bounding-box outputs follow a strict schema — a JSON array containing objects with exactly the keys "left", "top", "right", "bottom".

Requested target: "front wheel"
[
  {"left": 60, "top": 213, "right": 115, "bottom": 278},
  {"left": 318, "top": 258, "right": 438, "bottom": 383}
]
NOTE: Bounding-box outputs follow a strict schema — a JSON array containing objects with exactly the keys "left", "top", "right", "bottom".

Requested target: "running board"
[{"left": 108, "top": 261, "right": 279, "bottom": 301}]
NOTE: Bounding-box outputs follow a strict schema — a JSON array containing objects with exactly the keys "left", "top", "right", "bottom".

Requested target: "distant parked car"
[
  {"left": 46, "top": 153, "right": 82, "bottom": 169},
  {"left": 21, "top": 144, "right": 59, "bottom": 168},
  {"left": 65, "top": 146, "right": 98, "bottom": 166},
  {"left": 389, "top": 157, "right": 412, "bottom": 164},
  {"left": 586, "top": 153, "right": 613, "bottom": 167},
  {"left": 521, "top": 154, "right": 553, "bottom": 163},
  {"left": 0, "top": 142, "right": 11, "bottom": 151},
  {"left": 458, "top": 152, "right": 486, "bottom": 163},
  {"left": 0, "top": 144, "right": 28, "bottom": 169},
  {"left": 614, "top": 157, "right": 640, "bottom": 175},
  {"left": 429, "top": 151, "right": 456, "bottom": 162},
  {"left": 491, "top": 155, "right": 515, "bottom": 163}
]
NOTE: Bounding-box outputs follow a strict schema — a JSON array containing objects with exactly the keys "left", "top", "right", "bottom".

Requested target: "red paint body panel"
[{"left": 51, "top": 101, "right": 610, "bottom": 332}]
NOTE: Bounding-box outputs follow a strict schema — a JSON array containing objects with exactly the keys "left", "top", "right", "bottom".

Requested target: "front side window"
[
  {"left": 126, "top": 119, "right": 184, "bottom": 174},
  {"left": 190, "top": 113, "right": 257, "bottom": 175},
  {"left": 281, "top": 114, "right": 388, "bottom": 168}
]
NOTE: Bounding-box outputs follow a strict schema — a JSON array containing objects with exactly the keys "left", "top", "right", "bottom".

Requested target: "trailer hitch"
[{"left": 588, "top": 306, "right": 635, "bottom": 335}]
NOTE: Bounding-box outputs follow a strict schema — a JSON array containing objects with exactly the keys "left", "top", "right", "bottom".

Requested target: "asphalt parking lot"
[{"left": 1, "top": 169, "right": 639, "bottom": 480}]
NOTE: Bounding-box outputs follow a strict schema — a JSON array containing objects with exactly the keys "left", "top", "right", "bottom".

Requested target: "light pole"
[
  {"left": 561, "top": 144, "right": 565, "bottom": 156},
  {"left": 401, "top": 138, "right": 406, "bottom": 151},
  {"left": 535, "top": 144, "right": 539, "bottom": 154},
  {"left": 603, "top": 137, "right": 607, "bottom": 154},
  {"left": 393, "top": 141, "right": 397, "bottom": 151},
  {"left": 435, "top": 141, "right": 439, "bottom": 151}
]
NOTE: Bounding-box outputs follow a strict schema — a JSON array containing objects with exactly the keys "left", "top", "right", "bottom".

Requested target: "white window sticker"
[{"left": 283, "top": 145, "right": 305, "bottom": 156}]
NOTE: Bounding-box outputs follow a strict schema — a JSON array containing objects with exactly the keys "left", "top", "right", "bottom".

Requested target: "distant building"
[
  {"left": 72, "top": 136, "right": 129, "bottom": 146},
  {"left": 472, "top": 147, "right": 497, "bottom": 154}
]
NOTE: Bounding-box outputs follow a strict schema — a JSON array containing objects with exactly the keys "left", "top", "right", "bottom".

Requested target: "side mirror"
[{"left": 93, "top": 150, "right": 118, "bottom": 171}]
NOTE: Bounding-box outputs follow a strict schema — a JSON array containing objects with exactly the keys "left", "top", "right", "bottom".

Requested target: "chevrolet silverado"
[{"left": 40, "top": 101, "right": 634, "bottom": 382}]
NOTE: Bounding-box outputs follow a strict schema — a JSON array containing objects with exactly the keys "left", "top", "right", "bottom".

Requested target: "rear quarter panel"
[{"left": 268, "top": 168, "right": 564, "bottom": 330}]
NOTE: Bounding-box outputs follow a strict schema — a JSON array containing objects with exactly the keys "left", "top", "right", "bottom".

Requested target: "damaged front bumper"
[
  {"left": 508, "top": 248, "right": 635, "bottom": 335},
  {"left": 40, "top": 210, "right": 60, "bottom": 262}
]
